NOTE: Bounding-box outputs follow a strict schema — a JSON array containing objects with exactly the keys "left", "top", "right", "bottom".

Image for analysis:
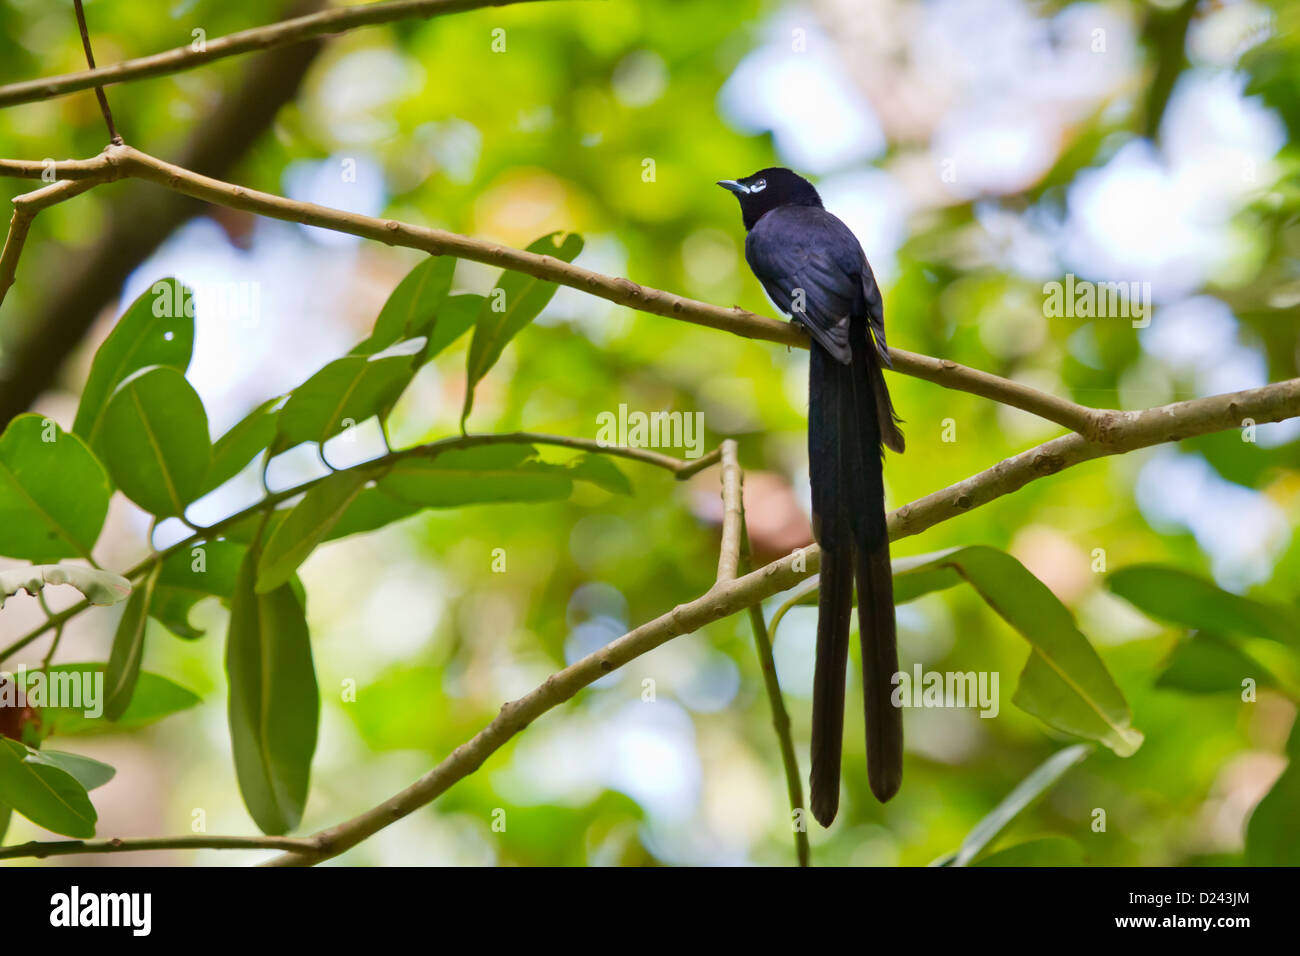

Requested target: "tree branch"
[
  {"left": 0, "top": 431, "right": 717, "bottom": 666},
  {"left": 262, "top": 375, "right": 1300, "bottom": 865},
  {"left": 0, "top": 144, "right": 1109, "bottom": 437},
  {"left": 715, "top": 439, "right": 744, "bottom": 583},
  {"left": 0, "top": 834, "right": 315, "bottom": 861},
  {"left": 0, "top": 0, "right": 327, "bottom": 424},
  {"left": 0, "top": 0, "right": 555, "bottom": 110},
  {"left": 731, "top": 440, "right": 809, "bottom": 867}
]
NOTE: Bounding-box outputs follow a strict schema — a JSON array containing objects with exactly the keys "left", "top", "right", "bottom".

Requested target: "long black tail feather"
[{"left": 807, "top": 329, "right": 902, "bottom": 825}]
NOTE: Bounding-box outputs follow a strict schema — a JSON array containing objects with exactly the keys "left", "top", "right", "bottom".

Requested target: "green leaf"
[
  {"left": 1108, "top": 564, "right": 1300, "bottom": 646},
  {"left": 896, "top": 547, "right": 1143, "bottom": 756},
  {"left": 0, "top": 803, "right": 10, "bottom": 843},
  {"left": 151, "top": 540, "right": 248, "bottom": 639},
  {"left": 567, "top": 453, "right": 632, "bottom": 495},
  {"left": 274, "top": 339, "right": 425, "bottom": 452},
  {"left": 379, "top": 444, "right": 573, "bottom": 508},
  {"left": 356, "top": 256, "right": 456, "bottom": 354},
  {"left": 29, "top": 665, "right": 201, "bottom": 739},
  {"left": 425, "top": 293, "right": 484, "bottom": 360},
  {"left": 0, "top": 414, "right": 112, "bottom": 562},
  {"left": 256, "top": 468, "right": 372, "bottom": 593},
  {"left": 325, "top": 486, "right": 422, "bottom": 541},
  {"left": 1155, "top": 632, "right": 1278, "bottom": 694},
  {"left": 1245, "top": 719, "right": 1300, "bottom": 865},
  {"left": 25, "top": 750, "right": 116, "bottom": 791},
  {"left": 970, "top": 836, "right": 1084, "bottom": 867},
  {"left": 952, "top": 744, "right": 1091, "bottom": 866},
  {"left": 201, "top": 398, "right": 282, "bottom": 494},
  {"left": 0, "top": 738, "right": 96, "bottom": 837},
  {"left": 891, "top": 550, "right": 966, "bottom": 603},
  {"left": 773, "top": 547, "right": 1143, "bottom": 756},
  {"left": 95, "top": 366, "right": 212, "bottom": 518},
  {"left": 73, "top": 278, "right": 195, "bottom": 447},
  {"left": 103, "top": 564, "right": 161, "bottom": 721},
  {"left": 0, "top": 564, "right": 131, "bottom": 609},
  {"left": 227, "top": 551, "right": 319, "bottom": 835},
  {"left": 461, "top": 232, "right": 584, "bottom": 427}
]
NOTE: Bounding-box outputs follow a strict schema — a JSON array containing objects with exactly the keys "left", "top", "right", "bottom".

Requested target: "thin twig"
[
  {"left": 725, "top": 439, "right": 810, "bottom": 867},
  {"left": 0, "top": 835, "right": 317, "bottom": 861},
  {"left": 0, "top": 0, "right": 556, "bottom": 110},
  {"left": 0, "top": 431, "right": 720, "bottom": 665},
  {"left": 71, "top": 0, "right": 122, "bottom": 144}
]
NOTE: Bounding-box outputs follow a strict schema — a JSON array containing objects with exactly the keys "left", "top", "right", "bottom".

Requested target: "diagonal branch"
[
  {"left": 0, "top": 145, "right": 1104, "bottom": 437},
  {"left": 262, "top": 375, "right": 1300, "bottom": 865},
  {"left": 0, "top": 0, "right": 556, "bottom": 110}
]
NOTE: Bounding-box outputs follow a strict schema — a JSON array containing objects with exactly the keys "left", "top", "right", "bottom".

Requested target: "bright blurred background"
[{"left": 1, "top": 0, "right": 1298, "bottom": 865}]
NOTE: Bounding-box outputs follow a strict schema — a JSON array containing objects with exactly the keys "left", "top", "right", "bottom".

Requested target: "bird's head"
[{"left": 717, "top": 167, "right": 822, "bottom": 230}]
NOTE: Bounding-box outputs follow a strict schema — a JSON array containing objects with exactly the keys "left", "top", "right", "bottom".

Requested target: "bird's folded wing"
[{"left": 746, "top": 224, "right": 857, "bottom": 365}]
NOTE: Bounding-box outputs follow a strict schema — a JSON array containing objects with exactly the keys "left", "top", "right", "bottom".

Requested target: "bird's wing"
[
  {"left": 859, "top": 262, "right": 892, "bottom": 369},
  {"left": 745, "top": 209, "right": 860, "bottom": 365}
]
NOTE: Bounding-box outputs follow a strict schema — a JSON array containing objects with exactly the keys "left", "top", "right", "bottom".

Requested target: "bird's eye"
[{"left": 750, "top": 179, "right": 767, "bottom": 193}]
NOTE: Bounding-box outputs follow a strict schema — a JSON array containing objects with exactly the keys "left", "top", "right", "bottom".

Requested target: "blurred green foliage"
[{"left": 0, "top": 0, "right": 1297, "bottom": 866}]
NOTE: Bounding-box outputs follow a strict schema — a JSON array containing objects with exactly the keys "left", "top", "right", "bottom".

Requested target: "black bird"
[{"left": 719, "top": 168, "right": 903, "bottom": 826}]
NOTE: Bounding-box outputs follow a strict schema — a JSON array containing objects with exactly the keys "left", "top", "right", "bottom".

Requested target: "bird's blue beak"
[{"left": 716, "top": 180, "right": 750, "bottom": 195}]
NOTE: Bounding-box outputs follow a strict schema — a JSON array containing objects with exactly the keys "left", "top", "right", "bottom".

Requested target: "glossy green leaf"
[
  {"left": 325, "top": 486, "right": 422, "bottom": 541},
  {"left": 30, "top": 665, "right": 200, "bottom": 739},
  {"left": 1108, "top": 564, "right": 1300, "bottom": 646},
  {"left": 26, "top": 749, "right": 116, "bottom": 791},
  {"left": 1245, "top": 722, "right": 1300, "bottom": 865},
  {"left": 274, "top": 339, "right": 424, "bottom": 451},
  {"left": 151, "top": 540, "right": 248, "bottom": 640},
  {"left": 0, "top": 564, "right": 131, "bottom": 609},
  {"left": 1156, "top": 632, "right": 1278, "bottom": 694},
  {"left": 256, "top": 468, "right": 372, "bottom": 593},
  {"left": 424, "top": 293, "right": 484, "bottom": 360},
  {"left": 73, "top": 278, "right": 195, "bottom": 447},
  {"left": 201, "top": 397, "right": 282, "bottom": 494},
  {"left": 95, "top": 366, "right": 212, "bottom": 518},
  {"left": 769, "top": 546, "right": 1142, "bottom": 756},
  {"left": 0, "top": 737, "right": 95, "bottom": 838},
  {"left": 953, "top": 744, "right": 1090, "bottom": 866},
  {"left": 227, "top": 551, "right": 319, "bottom": 835},
  {"left": 356, "top": 255, "right": 456, "bottom": 354},
  {"left": 567, "top": 453, "right": 632, "bottom": 495},
  {"left": 461, "top": 232, "right": 584, "bottom": 427},
  {"left": 379, "top": 444, "right": 573, "bottom": 508},
  {"left": 0, "top": 414, "right": 112, "bottom": 562},
  {"left": 103, "top": 565, "right": 160, "bottom": 721},
  {"left": 897, "top": 547, "right": 1143, "bottom": 756}
]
